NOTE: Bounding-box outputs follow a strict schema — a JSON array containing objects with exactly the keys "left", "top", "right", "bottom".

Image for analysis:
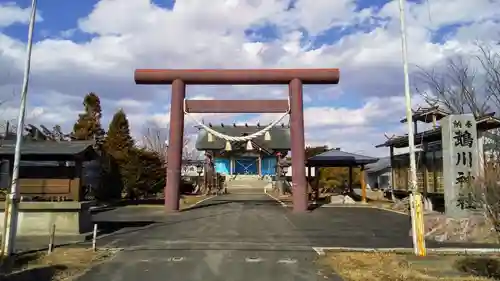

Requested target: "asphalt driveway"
[{"left": 78, "top": 193, "right": 419, "bottom": 281}]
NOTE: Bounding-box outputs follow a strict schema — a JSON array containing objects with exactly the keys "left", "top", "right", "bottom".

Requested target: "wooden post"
[
  {"left": 389, "top": 146, "right": 396, "bottom": 201},
  {"left": 314, "top": 166, "right": 320, "bottom": 202},
  {"left": 92, "top": 224, "right": 98, "bottom": 252},
  {"left": 203, "top": 155, "right": 208, "bottom": 194},
  {"left": 432, "top": 150, "right": 438, "bottom": 193},
  {"left": 258, "top": 154, "right": 262, "bottom": 177},
  {"left": 348, "top": 166, "right": 353, "bottom": 192},
  {"left": 48, "top": 224, "right": 56, "bottom": 254},
  {"left": 361, "top": 165, "right": 367, "bottom": 203},
  {"left": 74, "top": 160, "right": 83, "bottom": 201},
  {"left": 422, "top": 143, "right": 428, "bottom": 197}
]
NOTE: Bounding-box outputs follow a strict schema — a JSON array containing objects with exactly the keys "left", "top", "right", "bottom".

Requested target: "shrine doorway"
[{"left": 234, "top": 157, "right": 258, "bottom": 175}]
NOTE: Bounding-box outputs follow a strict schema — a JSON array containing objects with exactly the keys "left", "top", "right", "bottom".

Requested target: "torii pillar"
[{"left": 134, "top": 69, "right": 340, "bottom": 213}]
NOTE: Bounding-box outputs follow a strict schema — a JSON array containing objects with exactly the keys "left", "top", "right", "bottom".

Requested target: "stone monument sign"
[{"left": 441, "top": 114, "right": 479, "bottom": 218}]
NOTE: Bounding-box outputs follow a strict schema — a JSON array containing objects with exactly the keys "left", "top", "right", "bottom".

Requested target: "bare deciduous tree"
[
  {"left": 417, "top": 43, "right": 500, "bottom": 240},
  {"left": 141, "top": 122, "right": 202, "bottom": 163},
  {"left": 142, "top": 124, "right": 169, "bottom": 162},
  {"left": 477, "top": 44, "right": 500, "bottom": 110},
  {"left": 415, "top": 55, "right": 493, "bottom": 117}
]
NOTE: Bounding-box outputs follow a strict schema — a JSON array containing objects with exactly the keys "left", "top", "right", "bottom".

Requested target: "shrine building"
[{"left": 194, "top": 123, "right": 290, "bottom": 176}]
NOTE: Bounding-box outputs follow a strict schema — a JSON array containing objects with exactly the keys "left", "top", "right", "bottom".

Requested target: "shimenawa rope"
[{"left": 183, "top": 98, "right": 290, "bottom": 142}]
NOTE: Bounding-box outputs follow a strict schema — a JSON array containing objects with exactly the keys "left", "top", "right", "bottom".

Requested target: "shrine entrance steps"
[{"left": 226, "top": 175, "right": 271, "bottom": 194}]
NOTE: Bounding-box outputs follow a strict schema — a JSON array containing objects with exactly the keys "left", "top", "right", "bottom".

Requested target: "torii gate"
[{"left": 134, "top": 69, "right": 340, "bottom": 213}]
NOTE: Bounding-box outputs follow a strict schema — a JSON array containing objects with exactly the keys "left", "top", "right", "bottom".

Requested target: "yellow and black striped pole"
[{"left": 411, "top": 193, "right": 427, "bottom": 256}]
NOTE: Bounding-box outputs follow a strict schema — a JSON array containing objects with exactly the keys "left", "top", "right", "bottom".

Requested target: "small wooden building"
[
  {"left": 195, "top": 124, "right": 290, "bottom": 176},
  {"left": 375, "top": 107, "right": 500, "bottom": 196},
  {"left": 0, "top": 140, "right": 98, "bottom": 201}
]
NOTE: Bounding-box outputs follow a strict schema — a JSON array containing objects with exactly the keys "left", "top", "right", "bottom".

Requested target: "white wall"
[{"left": 365, "top": 168, "right": 392, "bottom": 190}]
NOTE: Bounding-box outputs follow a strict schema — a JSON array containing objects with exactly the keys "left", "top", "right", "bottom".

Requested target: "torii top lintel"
[{"left": 134, "top": 68, "right": 340, "bottom": 85}]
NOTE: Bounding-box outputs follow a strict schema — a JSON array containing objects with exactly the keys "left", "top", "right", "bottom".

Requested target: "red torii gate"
[{"left": 134, "top": 69, "right": 340, "bottom": 213}]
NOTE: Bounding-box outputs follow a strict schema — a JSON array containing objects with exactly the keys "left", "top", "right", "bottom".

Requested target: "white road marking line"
[
  {"left": 166, "top": 257, "right": 185, "bottom": 262},
  {"left": 265, "top": 192, "right": 287, "bottom": 207},
  {"left": 245, "top": 257, "right": 263, "bottom": 263},
  {"left": 184, "top": 195, "right": 215, "bottom": 210},
  {"left": 277, "top": 258, "right": 297, "bottom": 264},
  {"left": 312, "top": 247, "right": 325, "bottom": 255},
  {"left": 319, "top": 204, "right": 408, "bottom": 215}
]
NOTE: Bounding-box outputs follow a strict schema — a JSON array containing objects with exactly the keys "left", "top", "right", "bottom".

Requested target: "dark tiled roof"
[
  {"left": 400, "top": 106, "right": 450, "bottom": 123},
  {"left": 375, "top": 128, "right": 441, "bottom": 149},
  {"left": 195, "top": 125, "right": 290, "bottom": 151},
  {"left": 376, "top": 115, "right": 500, "bottom": 149},
  {"left": 365, "top": 157, "right": 391, "bottom": 173},
  {"left": 0, "top": 140, "right": 96, "bottom": 158},
  {"left": 307, "top": 149, "right": 378, "bottom": 167}
]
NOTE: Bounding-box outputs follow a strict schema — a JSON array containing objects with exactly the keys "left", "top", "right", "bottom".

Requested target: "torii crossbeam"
[{"left": 134, "top": 68, "right": 340, "bottom": 213}]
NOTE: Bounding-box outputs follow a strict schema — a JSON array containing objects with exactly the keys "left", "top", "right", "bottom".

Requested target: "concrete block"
[{"left": 0, "top": 201, "right": 93, "bottom": 236}]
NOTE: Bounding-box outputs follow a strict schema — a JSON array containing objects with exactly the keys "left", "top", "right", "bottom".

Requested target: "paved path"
[{"left": 78, "top": 193, "right": 419, "bottom": 280}]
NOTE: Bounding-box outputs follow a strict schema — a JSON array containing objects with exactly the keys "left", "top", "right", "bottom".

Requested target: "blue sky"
[
  {"left": 4, "top": 0, "right": 386, "bottom": 109},
  {"left": 0, "top": 0, "right": 498, "bottom": 155}
]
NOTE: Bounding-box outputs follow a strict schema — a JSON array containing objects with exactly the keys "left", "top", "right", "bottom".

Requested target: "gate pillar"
[
  {"left": 289, "top": 78, "right": 308, "bottom": 212},
  {"left": 165, "top": 79, "right": 186, "bottom": 212}
]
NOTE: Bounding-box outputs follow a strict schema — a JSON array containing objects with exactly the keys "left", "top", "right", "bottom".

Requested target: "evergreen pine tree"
[
  {"left": 104, "top": 109, "right": 134, "bottom": 159},
  {"left": 72, "top": 92, "right": 105, "bottom": 144}
]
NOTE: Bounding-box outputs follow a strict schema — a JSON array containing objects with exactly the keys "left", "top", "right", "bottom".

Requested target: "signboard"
[{"left": 441, "top": 114, "right": 479, "bottom": 218}]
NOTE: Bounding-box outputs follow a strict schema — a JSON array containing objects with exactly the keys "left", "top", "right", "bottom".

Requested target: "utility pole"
[
  {"left": 397, "top": 0, "right": 426, "bottom": 256},
  {"left": 1, "top": 0, "right": 37, "bottom": 257}
]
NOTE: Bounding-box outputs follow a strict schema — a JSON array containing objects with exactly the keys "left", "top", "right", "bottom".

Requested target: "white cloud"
[
  {"left": 0, "top": 2, "right": 43, "bottom": 28},
  {"left": 0, "top": 0, "right": 499, "bottom": 157}
]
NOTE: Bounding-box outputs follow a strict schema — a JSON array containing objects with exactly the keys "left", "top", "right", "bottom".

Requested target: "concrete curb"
[
  {"left": 320, "top": 204, "right": 408, "bottom": 215},
  {"left": 264, "top": 192, "right": 288, "bottom": 207},
  {"left": 181, "top": 195, "right": 216, "bottom": 211},
  {"left": 312, "top": 246, "right": 500, "bottom": 255}
]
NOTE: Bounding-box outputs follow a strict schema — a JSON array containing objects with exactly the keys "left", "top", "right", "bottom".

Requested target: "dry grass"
[
  {"left": 0, "top": 248, "right": 117, "bottom": 281},
  {"left": 320, "top": 252, "right": 500, "bottom": 281}
]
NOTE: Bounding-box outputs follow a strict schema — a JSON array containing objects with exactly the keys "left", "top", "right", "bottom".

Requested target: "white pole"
[
  {"left": 397, "top": 0, "right": 425, "bottom": 256},
  {"left": 92, "top": 224, "right": 98, "bottom": 252},
  {"left": 2, "top": 0, "right": 37, "bottom": 257}
]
